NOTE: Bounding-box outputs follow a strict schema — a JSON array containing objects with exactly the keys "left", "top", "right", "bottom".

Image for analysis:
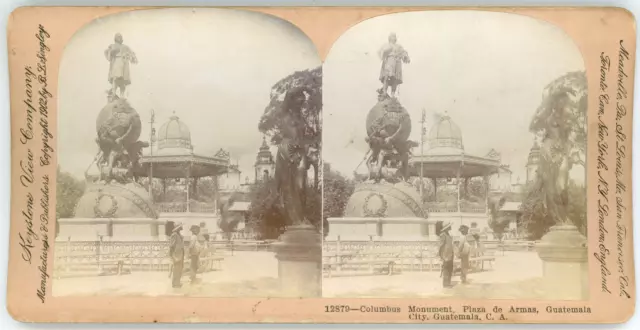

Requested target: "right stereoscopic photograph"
[{"left": 321, "top": 11, "right": 587, "bottom": 300}]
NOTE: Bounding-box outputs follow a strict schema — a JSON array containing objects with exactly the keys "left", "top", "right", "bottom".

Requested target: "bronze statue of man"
[
  {"left": 378, "top": 33, "right": 410, "bottom": 98},
  {"left": 274, "top": 86, "right": 312, "bottom": 226},
  {"left": 104, "top": 33, "right": 137, "bottom": 98}
]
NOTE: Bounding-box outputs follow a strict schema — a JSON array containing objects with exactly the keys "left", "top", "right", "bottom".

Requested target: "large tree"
[
  {"left": 249, "top": 67, "right": 322, "bottom": 238},
  {"left": 520, "top": 71, "right": 587, "bottom": 239}
]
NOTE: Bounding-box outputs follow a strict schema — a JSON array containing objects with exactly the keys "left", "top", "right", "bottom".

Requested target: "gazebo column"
[
  {"left": 463, "top": 177, "right": 470, "bottom": 200},
  {"left": 185, "top": 165, "right": 191, "bottom": 213},
  {"left": 483, "top": 175, "right": 490, "bottom": 214},
  {"left": 431, "top": 178, "right": 437, "bottom": 202},
  {"left": 213, "top": 175, "right": 220, "bottom": 215},
  {"left": 192, "top": 177, "right": 199, "bottom": 200},
  {"left": 147, "top": 163, "right": 153, "bottom": 200},
  {"left": 162, "top": 179, "right": 167, "bottom": 200},
  {"left": 456, "top": 169, "right": 461, "bottom": 213}
]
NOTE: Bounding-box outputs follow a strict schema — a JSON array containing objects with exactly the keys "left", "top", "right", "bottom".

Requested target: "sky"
[
  {"left": 58, "top": 8, "right": 320, "bottom": 180},
  {"left": 323, "top": 10, "right": 586, "bottom": 184}
]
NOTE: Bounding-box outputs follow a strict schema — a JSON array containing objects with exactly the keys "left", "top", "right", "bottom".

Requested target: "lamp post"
[
  {"left": 148, "top": 109, "right": 155, "bottom": 201},
  {"left": 419, "top": 108, "right": 427, "bottom": 201}
]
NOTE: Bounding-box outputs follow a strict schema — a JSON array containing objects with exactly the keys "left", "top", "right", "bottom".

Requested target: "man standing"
[
  {"left": 198, "top": 222, "right": 209, "bottom": 251},
  {"left": 458, "top": 225, "right": 472, "bottom": 284},
  {"left": 189, "top": 225, "right": 202, "bottom": 284},
  {"left": 169, "top": 222, "right": 184, "bottom": 288},
  {"left": 438, "top": 221, "right": 454, "bottom": 288}
]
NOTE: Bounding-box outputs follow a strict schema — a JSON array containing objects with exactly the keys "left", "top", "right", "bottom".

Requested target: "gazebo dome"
[
  {"left": 427, "top": 115, "right": 463, "bottom": 151},
  {"left": 158, "top": 115, "right": 192, "bottom": 150}
]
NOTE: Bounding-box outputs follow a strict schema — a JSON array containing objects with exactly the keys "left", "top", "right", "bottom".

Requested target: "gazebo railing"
[
  {"left": 425, "top": 202, "right": 487, "bottom": 214},
  {"left": 154, "top": 201, "right": 217, "bottom": 213}
]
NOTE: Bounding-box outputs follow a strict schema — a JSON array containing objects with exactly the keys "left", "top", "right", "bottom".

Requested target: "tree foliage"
[
  {"left": 56, "top": 167, "right": 85, "bottom": 219},
  {"left": 487, "top": 196, "right": 509, "bottom": 241},
  {"left": 217, "top": 191, "right": 244, "bottom": 239},
  {"left": 521, "top": 181, "right": 586, "bottom": 240},
  {"left": 322, "top": 163, "right": 356, "bottom": 237},
  {"left": 246, "top": 177, "right": 322, "bottom": 240},
  {"left": 258, "top": 66, "right": 322, "bottom": 146},
  {"left": 530, "top": 71, "right": 587, "bottom": 167},
  {"left": 247, "top": 179, "right": 283, "bottom": 239},
  {"left": 521, "top": 71, "right": 587, "bottom": 239}
]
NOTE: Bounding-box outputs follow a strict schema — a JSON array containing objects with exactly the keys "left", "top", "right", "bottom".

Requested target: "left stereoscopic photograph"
[{"left": 54, "top": 8, "right": 323, "bottom": 298}]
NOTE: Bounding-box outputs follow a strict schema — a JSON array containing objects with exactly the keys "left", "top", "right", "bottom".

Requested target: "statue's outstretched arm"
[
  {"left": 400, "top": 46, "right": 410, "bottom": 63},
  {"left": 117, "top": 119, "right": 135, "bottom": 145},
  {"left": 386, "top": 120, "right": 405, "bottom": 142}
]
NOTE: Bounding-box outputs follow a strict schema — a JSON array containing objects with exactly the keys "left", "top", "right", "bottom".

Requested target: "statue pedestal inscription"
[
  {"left": 273, "top": 224, "right": 322, "bottom": 297},
  {"left": 535, "top": 224, "right": 588, "bottom": 300}
]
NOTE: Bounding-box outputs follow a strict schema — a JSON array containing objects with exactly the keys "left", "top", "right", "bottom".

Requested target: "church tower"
[
  {"left": 255, "top": 136, "right": 275, "bottom": 183},
  {"left": 526, "top": 139, "right": 541, "bottom": 183}
]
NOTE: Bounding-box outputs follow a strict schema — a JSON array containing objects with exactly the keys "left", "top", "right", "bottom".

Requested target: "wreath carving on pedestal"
[
  {"left": 363, "top": 192, "right": 388, "bottom": 217},
  {"left": 94, "top": 193, "right": 119, "bottom": 218}
]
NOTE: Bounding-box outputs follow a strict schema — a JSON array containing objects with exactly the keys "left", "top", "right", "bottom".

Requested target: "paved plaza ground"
[
  {"left": 322, "top": 251, "right": 547, "bottom": 299},
  {"left": 54, "top": 250, "right": 549, "bottom": 299},
  {"left": 52, "top": 251, "right": 282, "bottom": 297}
]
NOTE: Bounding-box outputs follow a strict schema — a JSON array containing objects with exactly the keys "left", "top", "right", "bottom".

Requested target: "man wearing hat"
[
  {"left": 169, "top": 222, "right": 185, "bottom": 288},
  {"left": 188, "top": 225, "right": 203, "bottom": 284},
  {"left": 438, "top": 221, "right": 455, "bottom": 288},
  {"left": 458, "top": 224, "right": 472, "bottom": 284}
]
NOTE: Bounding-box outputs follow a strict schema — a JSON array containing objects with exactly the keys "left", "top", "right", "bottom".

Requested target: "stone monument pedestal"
[
  {"left": 536, "top": 224, "right": 588, "bottom": 300},
  {"left": 273, "top": 224, "right": 322, "bottom": 297}
]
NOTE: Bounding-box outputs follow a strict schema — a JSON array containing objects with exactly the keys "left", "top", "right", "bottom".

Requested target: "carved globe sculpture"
[
  {"left": 343, "top": 181, "right": 426, "bottom": 218},
  {"left": 366, "top": 98, "right": 412, "bottom": 143},
  {"left": 96, "top": 98, "right": 143, "bottom": 145},
  {"left": 73, "top": 98, "right": 158, "bottom": 219}
]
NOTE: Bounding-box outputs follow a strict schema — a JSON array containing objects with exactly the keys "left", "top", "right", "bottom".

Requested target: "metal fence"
[{"left": 53, "top": 237, "right": 275, "bottom": 278}]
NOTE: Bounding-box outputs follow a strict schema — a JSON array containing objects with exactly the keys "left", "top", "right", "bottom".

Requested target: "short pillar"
[
  {"left": 150, "top": 221, "right": 159, "bottom": 240},
  {"left": 273, "top": 224, "right": 322, "bottom": 297},
  {"left": 427, "top": 222, "right": 438, "bottom": 240},
  {"left": 536, "top": 224, "right": 588, "bottom": 300}
]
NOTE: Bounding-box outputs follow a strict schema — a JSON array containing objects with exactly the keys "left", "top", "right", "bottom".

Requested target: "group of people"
[
  {"left": 168, "top": 222, "right": 210, "bottom": 288},
  {"left": 437, "top": 221, "right": 482, "bottom": 288}
]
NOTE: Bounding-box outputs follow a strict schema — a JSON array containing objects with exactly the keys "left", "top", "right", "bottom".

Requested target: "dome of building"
[
  {"left": 157, "top": 114, "right": 192, "bottom": 150},
  {"left": 427, "top": 114, "right": 463, "bottom": 151}
]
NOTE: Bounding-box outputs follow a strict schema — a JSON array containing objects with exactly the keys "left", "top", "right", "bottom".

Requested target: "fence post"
[
  {"left": 336, "top": 236, "right": 341, "bottom": 273},
  {"left": 368, "top": 235, "right": 374, "bottom": 274},
  {"left": 400, "top": 243, "right": 404, "bottom": 272},
  {"left": 419, "top": 242, "right": 424, "bottom": 272},
  {"left": 97, "top": 235, "right": 103, "bottom": 274},
  {"left": 66, "top": 236, "right": 71, "bottom": 273}
]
